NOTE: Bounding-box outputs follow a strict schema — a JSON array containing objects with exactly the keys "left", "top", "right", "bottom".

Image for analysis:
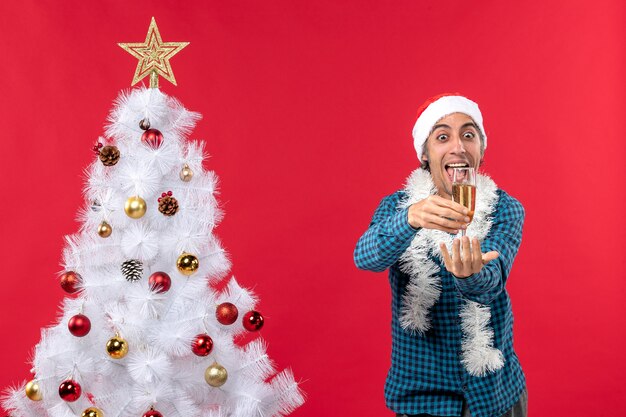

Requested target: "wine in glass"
[{"left": 452, "top": 167, "right": 476, "bottom": 237}]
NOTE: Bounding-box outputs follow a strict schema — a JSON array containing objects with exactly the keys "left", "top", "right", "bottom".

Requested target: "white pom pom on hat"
[{"left": 412, "top": 93, "right": 487, "bottom": 161}]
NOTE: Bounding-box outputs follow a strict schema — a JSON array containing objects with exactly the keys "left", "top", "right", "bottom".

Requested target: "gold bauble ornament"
[
  {"left": 25, "top": 379, "right": 42, "bottom": 401},
  {"left": 97, "top": 221, "right": 112, "bottom": 238},
  {"left": 176, "top": 252, "right": 199, "bottom": 276},
  {"left": 180, "top": 164, "right": 193, "bottom": 182},
  {"left": 124, "top": 196, "right": 147, "bottom": 219},
  {"left": 106, "top": 335, "right": 129, "bottom": 359},
  {"left": 82, "top": 407, "right": 104, "bottom": 417},
  {"left": 204, "top": 362, "right": 228, "bottom": 387}
]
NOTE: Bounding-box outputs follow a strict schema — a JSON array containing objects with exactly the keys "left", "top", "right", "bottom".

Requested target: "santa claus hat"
[{"left": 412, "top": 93, "right": 487, "bottom": 160}]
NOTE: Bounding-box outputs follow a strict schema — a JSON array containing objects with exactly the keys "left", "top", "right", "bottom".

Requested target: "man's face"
[{"left": 422, "top": 112, "right": 483, "bottom": 199}]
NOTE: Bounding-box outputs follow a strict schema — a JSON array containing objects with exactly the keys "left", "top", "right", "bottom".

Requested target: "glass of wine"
[{"left": 452, "top": 167, "right": 476, "bottom": 237}]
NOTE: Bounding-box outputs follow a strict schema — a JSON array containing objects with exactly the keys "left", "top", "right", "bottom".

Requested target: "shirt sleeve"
[
  {"left": 454, "top": 192, "right": 525, "bottom": 304},
  {"left": 354, "top": 192, "right": 419, "bottom": 272}
]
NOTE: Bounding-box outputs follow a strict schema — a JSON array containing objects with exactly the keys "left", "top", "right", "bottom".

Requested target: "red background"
[{"left": 1, "top": 1, "right": 624, "bottom": 416}]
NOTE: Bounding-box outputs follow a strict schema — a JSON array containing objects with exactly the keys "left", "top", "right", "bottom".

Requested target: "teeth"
[{"left": 446, "top": 163, "right": 468, "bottom": 168}]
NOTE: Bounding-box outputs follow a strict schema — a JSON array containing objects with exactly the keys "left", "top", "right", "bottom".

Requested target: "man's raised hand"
[{"left": 439, "top": 236, "right": 499, "bottom": 278}]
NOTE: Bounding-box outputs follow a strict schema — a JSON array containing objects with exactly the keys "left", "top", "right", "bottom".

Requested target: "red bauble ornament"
[
  {"left": 143, "top": 409, "right": 163, "bottom": 417},
  {"left": 216, "top": 302, "right": 238, "bottom": 325},
  {"left": 148, "top": 272, "right": 171, "bottom": 294},
  {"left": 59, "top": 379, "right": 82, "bottom": 402},
  {"left": 141, "top": 128, "right": 163, "bottom": 148},
  {"left": 191, "top": 333, "right": 213, "bottom": 356},
  {"left": 68, "top": 314, "right": 91, "bottom": 337},
  {"left": 60, "top": 271, "right": 81, "bottom": 294},
  {"left": 242, "top": 310, "right": 264, "bottom": 331}
]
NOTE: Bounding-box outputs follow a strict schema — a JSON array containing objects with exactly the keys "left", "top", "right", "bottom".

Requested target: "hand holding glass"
[{"left": 452, "top": 167, "right": 476, "bottom": 237}]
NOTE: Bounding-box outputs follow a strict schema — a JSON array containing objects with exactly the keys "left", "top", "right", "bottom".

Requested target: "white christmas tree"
[{"left": 2, "top": 18, "right": 303, "bottom": 417}]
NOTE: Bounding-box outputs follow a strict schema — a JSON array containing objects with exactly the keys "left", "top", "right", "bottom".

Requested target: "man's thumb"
[{"left": 481, "top": 251, "right": 499, "bottom": 264}]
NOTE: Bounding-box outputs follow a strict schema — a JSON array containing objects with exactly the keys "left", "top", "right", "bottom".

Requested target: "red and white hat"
[{"left": 412, "top": 93, "right": 487, "bottom": 160}]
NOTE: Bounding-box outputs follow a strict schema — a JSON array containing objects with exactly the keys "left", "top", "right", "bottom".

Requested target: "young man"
[{"left": 354, "top": 94, "right": 527, "bottom": 417}]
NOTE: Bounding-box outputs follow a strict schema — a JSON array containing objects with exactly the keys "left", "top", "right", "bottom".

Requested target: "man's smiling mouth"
[{"left": 444, "top": 162, "right": 470, "bottom": 181}]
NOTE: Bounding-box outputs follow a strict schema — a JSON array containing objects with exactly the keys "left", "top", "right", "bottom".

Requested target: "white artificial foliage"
[
  {"left": 149, "top": 320, "right": 196, "bottom": 357},
  {"left": 125, "top": 281, "right": 166, "bottom": 319},
  {"left": 239, "top": 340, "right": 276, "bottom": 380},
  {"left": 127, "top": 347, "right": 173, "bottom": 384},
  {"left": 182, "top": 141, "right": 207, "bottom": 173},
  {"left": 199, "top": 236, "right": 231, "bottom": 282},
  {"left": 84, "top": 158, "right": 112, "bottom": 199},
  {"left": 398, "top": 167, "right": 504, "bottom": 376},
  {"left": 459, "top": 302, "right": 505, "bottom": 376},
  {"left": 229, "top": 383, "right": 268, "bottom": 417},
  {"left": 120, "top": 222, "right": 160, "bottom": 262},
  {"left": 3, "top": 87, "right": 303, "bottom": 417},
  {"left": 264, "top": 369, "right": 305, "bottom": 417},
  {"left": 62, "top": 232, "right": 125, "bottom": 271},
  {"left": 205, "top": 409, "right": 227, "bottom": 417},
  {"left": 117, "top": 159, "right": 162, "bottom": 199},
  {"left": 220, "top": 277, "right": 258, "bottom": 311},
  {"left": 2, "top": 384, "right": 46, "bottom": 417},
  {"left": 32, "top": 335, "right": 57, "bottom": 378},
  {"left": 179, "top": 169, "right": 219, "bottom": 209},
  {"left": 143, "top": 385, "right": 200, "bottom": 417},
  {"left": 79, "top": 265, "right": 128, "bottom": 304},
  {"left": 161, "top": 215, "right": 214, "bottom": 259},
  {"left": 135, "top": 138, "right": 181, "bottom": 176},
  {"left": 48, "top": 400, "right": 88, "bottom": 417}
]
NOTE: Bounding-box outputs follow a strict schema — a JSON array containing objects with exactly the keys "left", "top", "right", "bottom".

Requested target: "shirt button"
[{"left": 462, "top": 385, "right": 468, "bottom": 392}]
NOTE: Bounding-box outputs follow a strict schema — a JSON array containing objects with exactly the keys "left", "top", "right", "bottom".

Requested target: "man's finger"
[
  {"left": 440, "top": 243, "right": 453, "bottom": 269},
  {"left": 461, "top": 236, "right": 471, "bottom": 273},
  {"left": 451, "top": 238, "right": 462, "bottom": 271},
  {"left": 422, "top": 214, "right": 462, "bottom": 233},
  {"left": 433, "top": 206, "right": 470, "bottom": 224},
  {"left": 471, "top": 238, "right": 482, "bottom": 271},
  {"left": 431, "top": 195, "right": 469, "bottom": 215},
  {"left": 481, "top": 251, "right": 500, "bottom": 264}
]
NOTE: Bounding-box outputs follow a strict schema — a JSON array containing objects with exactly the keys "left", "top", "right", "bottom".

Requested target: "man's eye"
[
  {"left": 463, "top": 132, "right": 475, "bottom": 139},
  {"left": 437, "top": 134, "right": 448, "bottom": 141}
]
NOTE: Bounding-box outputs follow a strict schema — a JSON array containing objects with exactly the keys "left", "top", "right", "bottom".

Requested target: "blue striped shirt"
[{"left": 354, "top": 189, "right": 526, "bottom": 417}]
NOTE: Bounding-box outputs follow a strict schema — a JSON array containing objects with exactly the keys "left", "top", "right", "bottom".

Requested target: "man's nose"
[{"left": 451, "top": 134, "right": 466, "bottom": 153}]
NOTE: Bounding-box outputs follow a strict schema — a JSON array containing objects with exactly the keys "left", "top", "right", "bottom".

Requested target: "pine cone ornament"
[
  {"left": 99, "top": 145, "right": 120, "bottom": 166},
  {"left": 121, "top": 259, "right": 143, "bottom": 282},
  {"left": 158, "top": 191, "right": 178, "bottom": 216}
]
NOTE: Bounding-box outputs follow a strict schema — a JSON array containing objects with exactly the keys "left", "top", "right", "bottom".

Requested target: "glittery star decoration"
[{"left": 118, "top": 17, "right": 189, "bottom": 88}]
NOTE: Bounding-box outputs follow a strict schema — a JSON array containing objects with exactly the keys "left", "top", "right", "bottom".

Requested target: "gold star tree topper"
[{"left": 118, "top": 17, "right": 189, "bottom": 88}]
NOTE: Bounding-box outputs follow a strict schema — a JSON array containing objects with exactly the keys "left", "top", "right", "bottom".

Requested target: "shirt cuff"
[
  {"left": 454, "top": 272, "right": 480, "bottom": 293},
  {"left": 390, "top": 207, "right": 420, "bottom": 239}
]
